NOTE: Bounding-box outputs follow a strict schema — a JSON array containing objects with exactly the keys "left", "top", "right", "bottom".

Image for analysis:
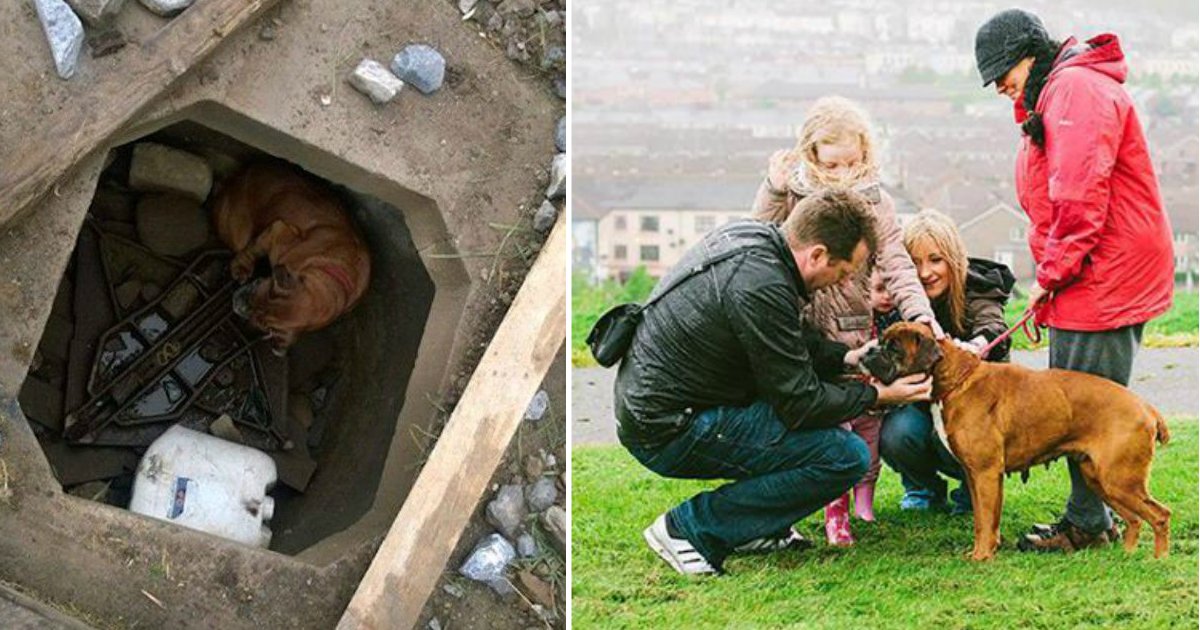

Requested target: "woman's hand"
[
  {"left": 952, "top": 336, "right": 988, "bottom": 354},
  {"left": 1027, "top": 282, "right": 1050, "bottom": 309},
  {"left": 913, "top": 314, "right": 946, "bottom": 340}
]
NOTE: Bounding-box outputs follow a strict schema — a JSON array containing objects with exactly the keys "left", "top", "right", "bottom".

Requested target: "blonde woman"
[
  {"left": 752, "top": 96, "right": 939, "bottom": 545},
  {"left": 878, "top": 209, "right": 1014, "bottom": 513}
]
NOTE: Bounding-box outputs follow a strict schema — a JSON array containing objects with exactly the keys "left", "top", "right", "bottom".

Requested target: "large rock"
[
  {"left": 546, "top": 154, "right": 565, "bottom": 200},
  {"left": 66, "top": 0, "right": 125, "bottom": 26},
  {"left": 555, "top": 117, "right": 565, "bottom": 152},
  {"left": 348, "top": 59, "right": 405, "bottom": 105},
  {"left": 33, "top": 0, "right": 84, "bottom": 79},
  {"left": 129, "top": 143, "right": 213, "bottom": 202},
  {"left": 485, "top": 484, "right": 527, "bottom": 539},
  {"left": 458, "top": 533, "right": 515, "bottom": 583},
  {"left": 390, "top": 44, "right": 445, "bottom": 95},
  {"left": 525, "top": 476, "right": 557, "bottom": 512},
  {"left": 138, "top": 0, "right": 194, "bottom": 17},
  {"left": 541, "top": 505, "right": 565, "bottom": 555},
  {"left": 135, "top": 193, "right": 210, "bottom": 257}
]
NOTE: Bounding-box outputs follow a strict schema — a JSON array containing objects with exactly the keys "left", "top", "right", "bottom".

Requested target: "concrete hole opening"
[{"left": 15, "top": 116, "right": 461, "bottom": 562}]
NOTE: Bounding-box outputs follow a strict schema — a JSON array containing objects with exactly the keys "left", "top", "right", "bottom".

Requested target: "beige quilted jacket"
[{"left": 751, "top": 149, "right": 933, "bottom": 349}]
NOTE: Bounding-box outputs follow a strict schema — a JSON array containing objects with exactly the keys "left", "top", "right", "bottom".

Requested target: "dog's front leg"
[{"left": 965, "top": 467, "right": 1004, "bottom": 561}]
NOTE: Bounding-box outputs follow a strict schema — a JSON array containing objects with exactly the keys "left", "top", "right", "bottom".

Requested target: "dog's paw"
[{"left": 968, "top": 549, "right": 996, "bottom": 562}]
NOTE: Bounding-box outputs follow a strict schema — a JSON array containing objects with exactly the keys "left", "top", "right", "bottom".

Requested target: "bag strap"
[{"left": 642, "top": 244, "right": 752, "bottom": 310}]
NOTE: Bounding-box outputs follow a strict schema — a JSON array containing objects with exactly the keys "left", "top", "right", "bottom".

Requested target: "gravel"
[
  {"left": 485, "top": 484, "right": 527, "bottom": 539},
  {"left": 390, "top": 44, "right": 445, "bottom": 94},
  {"left": 32, "top": 0, "right": 84, "bottom": 79},
  {"left": 545, "top": 153, "right": 565, "bottom": 200},
  {"left": 137, "top": 0, "right": 194, "bottom": 17},
  {"left": 348, "top": 58, "right": 405, "bottom": 104},
  {"left": 533, "top": 200, "right": 557, "bottom": 233}
]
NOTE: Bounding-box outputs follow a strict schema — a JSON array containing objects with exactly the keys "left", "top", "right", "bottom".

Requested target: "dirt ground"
[{"left": 0, "top": 0, "right": 565, "bottom": 627}]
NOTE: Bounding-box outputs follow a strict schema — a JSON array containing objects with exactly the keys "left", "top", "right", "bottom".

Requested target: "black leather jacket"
[{"left": 614, "top": 220, "right": 878, "bottom": 446}]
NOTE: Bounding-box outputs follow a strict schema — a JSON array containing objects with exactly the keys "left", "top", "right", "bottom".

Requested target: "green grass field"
[
  {"left": 571, "top": 269, "right": 1198, "bottom": 364},
  {"left": 571, "top": 419, "right": 1199, "bottom": 629}
]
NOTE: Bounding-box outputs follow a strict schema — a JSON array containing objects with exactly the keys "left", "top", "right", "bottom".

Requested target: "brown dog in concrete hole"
[
  {"left": 868, "top": 322, "right": 1171, "bottom": 561},
  {"left": 212, "top": 161, "right": 370, "bottom": 351}
]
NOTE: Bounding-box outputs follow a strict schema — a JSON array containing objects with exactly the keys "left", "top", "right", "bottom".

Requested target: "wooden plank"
[
  {"left": 0, "top": 0, "right": 282, "bottom": 228},
  {"left": 337, "top": 214, "right": 567, "bottom": 630}
]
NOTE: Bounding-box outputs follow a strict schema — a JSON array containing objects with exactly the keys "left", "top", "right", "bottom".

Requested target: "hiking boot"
[
  {"left": 733, "top": 527, "right": 813, "bottom": 555},
  {"left": 643, "top": 513, "right": 718, "bottom": 575},
  {"left": 1029, "top": 517, "right": 1121, "bottom": 542},
  {"left": 1017, "top": 519, "right": 1118, "bottom": 553}
]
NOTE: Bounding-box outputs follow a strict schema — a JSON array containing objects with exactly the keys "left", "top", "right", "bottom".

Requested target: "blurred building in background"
[{"left": 571, "top": 0, "right": 1199, "bottom": 286}]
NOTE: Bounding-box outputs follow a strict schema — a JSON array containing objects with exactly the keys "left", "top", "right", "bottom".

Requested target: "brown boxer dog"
[
  {"left": 868, "top": 322, "right": 1170, "bottom": 561},
  {"left": 212, "top": 162, "right": 370, "bottom": 350}
]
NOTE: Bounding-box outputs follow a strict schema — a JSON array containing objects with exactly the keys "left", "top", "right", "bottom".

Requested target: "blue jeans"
[
  {"left": 879, "top": 404, "right": 964, "bottom": 503},
  {"left": 622, "top": 401, "right": 870, "bottom": 569}
]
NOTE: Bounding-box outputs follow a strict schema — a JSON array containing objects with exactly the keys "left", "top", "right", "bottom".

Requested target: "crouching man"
[{"left": 614, "top": 189, "right": 932, "bottom": 574}]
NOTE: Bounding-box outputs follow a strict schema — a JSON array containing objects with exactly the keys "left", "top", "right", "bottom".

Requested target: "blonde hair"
[
  {"left": 795, "top": 96, "right": 879, "bottom": 189},
  {"left": 903, "top": 209, "right": 969, "bottom": 337}
]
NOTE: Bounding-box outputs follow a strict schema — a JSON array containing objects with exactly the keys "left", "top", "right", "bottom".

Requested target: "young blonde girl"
[{"left": 752, "top": 96, "right": 939, "bottom": 545}]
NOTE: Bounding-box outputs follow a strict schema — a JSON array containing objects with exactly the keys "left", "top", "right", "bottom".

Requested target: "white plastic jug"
[{"left": 129, "top": 425, "right": 277, "bottom": 548}]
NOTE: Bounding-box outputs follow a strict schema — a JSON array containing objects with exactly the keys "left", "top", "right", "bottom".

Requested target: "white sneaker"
[
  {"left": 642, "top": 513, "right": 717, "bottom": 575},
  {"left": 733, "top": 527, "right": 813, "bottom": 555}
]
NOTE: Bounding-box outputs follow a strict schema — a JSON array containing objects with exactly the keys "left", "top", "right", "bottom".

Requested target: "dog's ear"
[
  {"left": 272, "top": 264, "right": 298, "bottom": 294},
  {"left": 915, "top": 334, "right": 943, "bottom": 369}
]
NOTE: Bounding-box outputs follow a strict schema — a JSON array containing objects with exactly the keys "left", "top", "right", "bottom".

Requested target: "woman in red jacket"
[{"left": 975, "top": 9, "right": 1174, "bottom": 553}]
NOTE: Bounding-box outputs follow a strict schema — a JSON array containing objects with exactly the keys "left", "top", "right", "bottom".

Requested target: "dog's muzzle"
[
  {"left": 861, "top": 347, "right": 902, "bottom": 385},
  {"left": 232, "top": 280, "right": 260, "bottom": 320}
]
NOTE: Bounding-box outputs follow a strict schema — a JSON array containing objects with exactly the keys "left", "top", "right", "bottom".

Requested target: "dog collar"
[
  {"left": 318, "top": 264, "right": 355, "bottom": 295},
  {"left": 935, "top": 360, "right": 980, "bottom": 403}
]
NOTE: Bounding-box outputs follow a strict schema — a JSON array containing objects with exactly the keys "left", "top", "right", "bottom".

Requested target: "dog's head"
[
  {"left": 233, "top": 263, "right": 312, "bottom": 351},
  {"left": 862, "top": 322, "right": 943, "bottom": 384}
]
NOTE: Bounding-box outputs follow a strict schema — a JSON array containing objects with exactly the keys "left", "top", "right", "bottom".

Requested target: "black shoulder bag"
[{"left": 585, "top": 247, "right": 748, "bottom": 367}]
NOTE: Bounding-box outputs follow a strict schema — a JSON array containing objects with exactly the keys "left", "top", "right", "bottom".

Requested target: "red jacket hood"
[
  {"left": 1050, "top": 34, "right": 1128, "bottom": 84},
  {"left": 1013, "top": 34, "right": 1127, "bottom": 124}
]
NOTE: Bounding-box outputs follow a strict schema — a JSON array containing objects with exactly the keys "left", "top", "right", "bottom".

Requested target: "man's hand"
[
  {"left": 844, "top": 339, "right": 878, "bottom": 368},
  {"left": 913, "top": 314, "right": 946, "bottom": 340},
  {"left": 1027, "top": 282, "right": 1050, "bottom": 309},
  {"left": 873, "top": 373, "right": 932, "bottom": 406}
]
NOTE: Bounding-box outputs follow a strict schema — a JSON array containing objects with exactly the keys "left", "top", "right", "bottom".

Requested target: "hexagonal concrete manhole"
[
  {"left": 17, "top": 111, "right": 460, "bottom": 560},
  {"left": 0, "top": 0, "right": 561, "bottom": 625}
]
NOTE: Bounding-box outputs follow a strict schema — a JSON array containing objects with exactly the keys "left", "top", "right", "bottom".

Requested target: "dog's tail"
[{"left": 1148, "top": 403, "right": 1170, "bottom": 446}]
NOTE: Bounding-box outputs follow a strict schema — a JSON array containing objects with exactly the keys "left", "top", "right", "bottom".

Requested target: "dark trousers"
[
  {"left": 879, "top": 403, "right": 964, "bottom": 500},
  {"left": 1049, "top": 324, "right": 1144, "bottom": 534},
  {"left": 622, "top": 401, "right": 869, "bottom": 569}
]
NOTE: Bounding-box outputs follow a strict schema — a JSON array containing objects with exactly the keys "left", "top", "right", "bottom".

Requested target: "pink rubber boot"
[
  {"left": 854, "top": 481, "right": 876, "bottom": 522},
  {"left": 824, "top": 493, "right": 854, "bottom": 546}
]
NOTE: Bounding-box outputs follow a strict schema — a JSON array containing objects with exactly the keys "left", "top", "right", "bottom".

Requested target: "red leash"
[{"left": 977, "top": 307, "right": 1043, "bottom": 358}]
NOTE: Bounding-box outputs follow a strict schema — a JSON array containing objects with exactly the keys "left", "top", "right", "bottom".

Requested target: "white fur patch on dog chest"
[{"left": 932, "top": 404, "right": 959, "bottom": 462}]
